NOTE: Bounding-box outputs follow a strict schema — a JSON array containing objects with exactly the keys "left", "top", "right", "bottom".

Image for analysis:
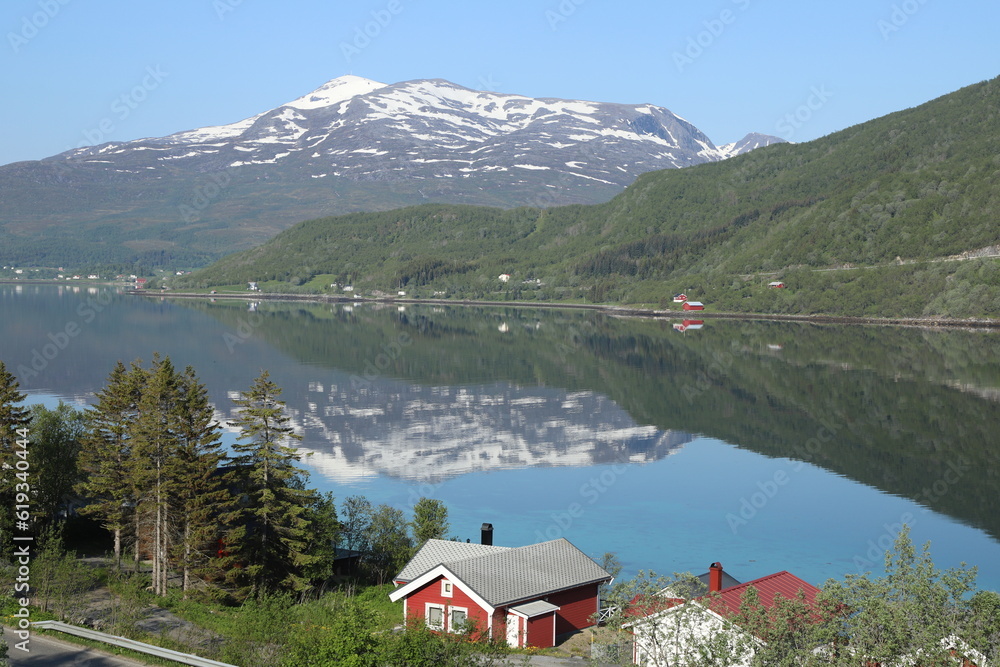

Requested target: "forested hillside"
[{"left": 177, "top": 75, "right": 1000, "bottom": 319}]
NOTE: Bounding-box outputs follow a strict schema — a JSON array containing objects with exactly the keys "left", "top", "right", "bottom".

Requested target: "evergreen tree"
[
  {"left": 130, "top": 355, "right": 184, "bottom": 596},
  {"left": 0, "top": 361, "right": 30, "bottom": 559},
  {"left": 169, "top": 365, "right": 228, "bottom": 596},
  {"left": 224, "top": 370, "right": 314, "bottom": 598},
  {"left": 77, "top": 360, "right": 148, "bottom": 566},
  {"left": 301, "top": 491, "right": 340, "bottom": 591}
]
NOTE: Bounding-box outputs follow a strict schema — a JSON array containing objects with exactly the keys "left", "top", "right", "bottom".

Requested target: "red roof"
[
  {"left": 626, "top": 594, "right": 683, "bottom": 618},
  {"left": 706, "top": 571, "right": 820, "bottom": 619}
]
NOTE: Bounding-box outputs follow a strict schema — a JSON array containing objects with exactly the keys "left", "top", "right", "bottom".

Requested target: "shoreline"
[{"left": 132, "top": 290, "right": 1000, "bottom": 329}]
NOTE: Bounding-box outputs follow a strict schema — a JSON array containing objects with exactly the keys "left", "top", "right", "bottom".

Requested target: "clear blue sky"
[{"left": 2, "top": 0, "right": 997, "bottom": 166}]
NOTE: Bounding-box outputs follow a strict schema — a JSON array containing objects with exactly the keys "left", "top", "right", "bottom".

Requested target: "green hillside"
[{"left": 177, "top": 76, "right": 1000, "bottom": 318}]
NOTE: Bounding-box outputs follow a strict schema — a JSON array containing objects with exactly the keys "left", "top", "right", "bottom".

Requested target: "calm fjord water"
[{"left": 3, "top": 284, "right": 999, "bottom": 591}]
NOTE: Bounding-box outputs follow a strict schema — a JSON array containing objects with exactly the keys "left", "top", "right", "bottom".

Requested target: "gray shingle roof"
[
  {"left": 510, "top": 600, "right": 561, "bottom": 617},
  {"left": 398, "top": 538, "right": 612, "bottom": 607},
  {"left": 394, "top": 539, "right": 510, "bottom": 583}
]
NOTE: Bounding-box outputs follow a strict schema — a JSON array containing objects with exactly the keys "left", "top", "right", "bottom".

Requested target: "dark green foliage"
[
  {"left": 178, "top": 75, "right": 1000, "bottom": 318},
  {"left": 340, "top": 495, "right": 374, "bottom": 553},
  {"left": 76, "top": 360, "right": 148, "bottom": 566},
  {"left": 410, "top": 497, "right": 450, "bottom": 546},
  {"left": 131, "top": 355, "right": 184, "bottom": 596},
  {"left": 224, "top": 371, "right": 315, "bottom": 598},
  {"left": 27, "top": 402, "right": 86, "bottom": 523},
  {"left": 170, "top": 365, "right": 229, "bottom": 595},
  {"left": 397, "top": 257, "right": 476, "bottom": 288},
  {"left": 0, "top": 361, "right": 30, "bottom": 559},
  {"left": 302, "top": 492, "right": 341, "bottom": 589},
  {"left": 364, "top": 504, "right": 413, "bottom": 585}
]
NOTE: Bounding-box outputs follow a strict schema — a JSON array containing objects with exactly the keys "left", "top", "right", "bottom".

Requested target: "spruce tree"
[
  {"left": 77, "top": 360, "right": 149, "bottom": 566},
  {"left": 130, "top": 355, "right": 184, "bottom": 596},
  {"left": 225, "top": 370, "right": 314, "bottom": 598},
  {"left": 169, "top": 365, "right": 228, "bottom": 595}
]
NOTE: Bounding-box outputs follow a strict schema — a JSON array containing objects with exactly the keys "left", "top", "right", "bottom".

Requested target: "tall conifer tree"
[
  {"left": 77, "top": 360, "right": 148, "bottom": 566},
  {"left": 131, "top": 355, "right": 183, "bottom": 596},
  {"left": 224, "top": 370, "right": 314, "bottom": 598},
  {"left": 170, "top": 365, "right": 228, "bottom": 595}
]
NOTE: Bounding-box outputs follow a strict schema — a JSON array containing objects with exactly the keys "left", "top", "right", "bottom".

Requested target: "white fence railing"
[
  {"left": 595, "top": 605, "right": 618, "bottom": 624},
  {"left": 31, "top": 620, "right": 236, "bottom": 667}
]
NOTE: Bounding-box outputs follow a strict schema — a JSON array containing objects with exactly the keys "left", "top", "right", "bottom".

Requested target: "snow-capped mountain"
[
  {"left": 0, "top": 75, "right": 783, "bottom": 267},
  {"left": 67, "top": 75, "right": 778, "bottom": 185},
  {"left": 716, "top": 131, "right": 788, "bottom": 158}
]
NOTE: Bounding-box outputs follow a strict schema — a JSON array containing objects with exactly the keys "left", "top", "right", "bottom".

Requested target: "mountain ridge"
[
  {"left": 175, "top": 74, "right": 1000, "bottom": 319},
  {"left": 0, "top": 75, "right": 781, "bottom": 269}
]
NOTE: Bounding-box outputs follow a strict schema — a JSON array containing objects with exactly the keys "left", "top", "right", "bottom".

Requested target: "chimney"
[
  {"left": 709, "top": 562, "right": 724, "bottom": 593},
  {"left": 481, "top": 523, "right": 493, "bottom": 546}
]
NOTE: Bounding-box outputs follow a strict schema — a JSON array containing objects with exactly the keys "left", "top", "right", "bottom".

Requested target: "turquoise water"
[
  {"left": 318, "top": 435, "right": 999, "bottom": 590},
  {"left": 5, "top": 284, "right": 999, "bottom": 592}
]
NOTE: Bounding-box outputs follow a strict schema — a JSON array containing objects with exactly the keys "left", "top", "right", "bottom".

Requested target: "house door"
[{"left": 506, "top": 613, "right": 520, "bottom": 648}]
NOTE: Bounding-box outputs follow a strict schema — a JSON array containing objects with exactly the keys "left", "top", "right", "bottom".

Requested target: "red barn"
[
  {"left": 390, "top": 538, "right": 613, "bottom": 648},
  {"left": 768, "top": 281, "right": 786, "bottom": 288},
  {"left": 682, "top": 301, "right": 705, "bottom": 311}
]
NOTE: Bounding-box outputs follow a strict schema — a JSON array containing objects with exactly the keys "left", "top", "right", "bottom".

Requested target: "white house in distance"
[
  {"left": 498, "top": 273, "right": 511, "bottom": 283},
  {"left": 626, "top": 563, "right": 821, "bottom": 667}
]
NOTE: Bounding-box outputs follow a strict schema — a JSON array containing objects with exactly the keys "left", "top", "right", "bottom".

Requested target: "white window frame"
[
  {"left": 441, "top": 580, "right": 453, "bottom": 598},
  {"left": 448, "top": 606, "right": 469, "bottom": 633},
  {"left": 425, "top": 603, "right": 445, "bottom": 630}
]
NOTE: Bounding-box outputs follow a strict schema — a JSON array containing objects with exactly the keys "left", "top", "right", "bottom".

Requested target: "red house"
[
  {"left": 389, "top": 538, "right": 613, "bottom": 649},
  {"left": 768, "top": 281, "right": 786, "bottom": 288},
  {"left": 682, "top": 301, "right": 705, "bottom": 311}
]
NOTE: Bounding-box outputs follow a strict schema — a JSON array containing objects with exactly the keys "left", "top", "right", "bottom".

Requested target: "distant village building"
[
  {"left": 248, "top": 281, "right": 260, "bottom": 291},
  {"left": 682, "top": 301, "right": 705, "bottom": 311},
  {"left": 768, "top": 281, "right": 786, "bottom": 288},
  {"left": 498, "top": 273, "right": 511, "bottom": 283},
  {"left": 672, "top": 293, "right": 688, "bottom": 303}
]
